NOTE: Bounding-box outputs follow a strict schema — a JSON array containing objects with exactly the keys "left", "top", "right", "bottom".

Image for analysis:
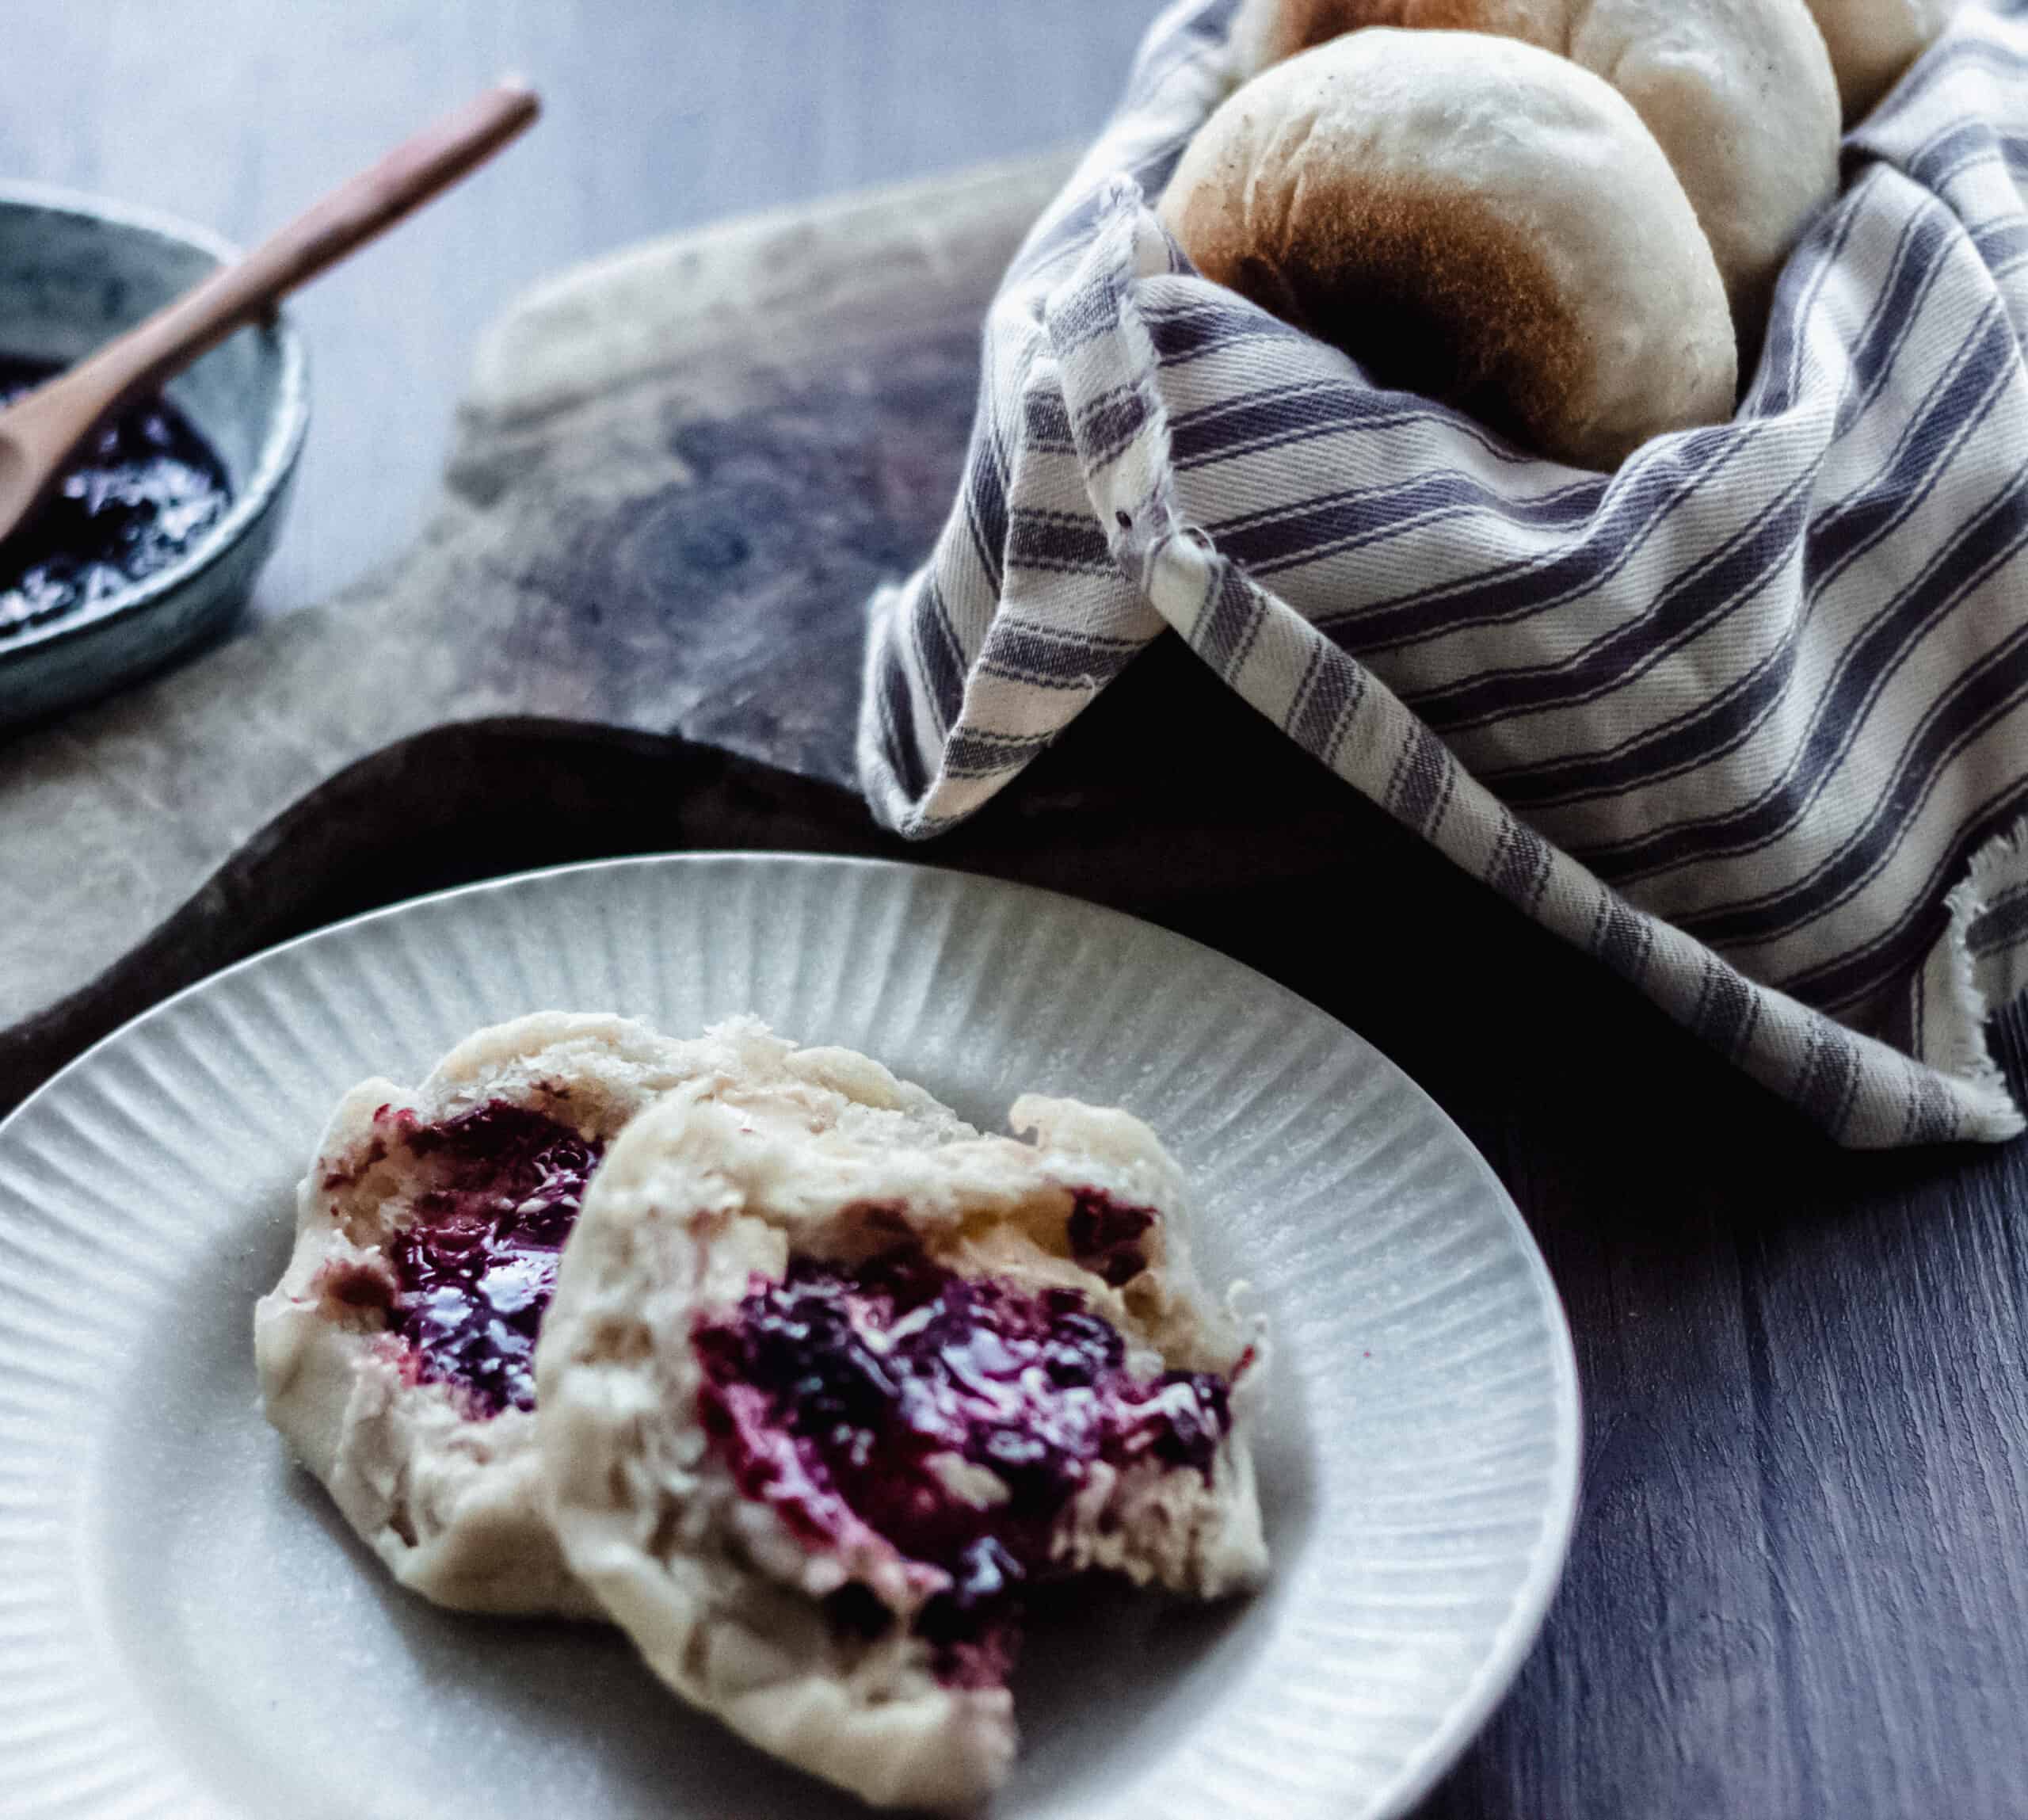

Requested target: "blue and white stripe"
[{"left": 859, "top": 0, "right": 2028, "bottom": 1145}]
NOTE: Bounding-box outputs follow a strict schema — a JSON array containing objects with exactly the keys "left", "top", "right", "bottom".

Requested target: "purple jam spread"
[
  {"left": 380, "top": 1100, "right": 602, "bottom": 1417},
  {"left": 692, "top": 1242, "right": 1234, "bottom": 1685},
  {"left": 0, "top": 354, "right": 231, "bottom": 638},
  {"left": 1066, "top": 1188, "right": 1157, "bottom": 1288}
]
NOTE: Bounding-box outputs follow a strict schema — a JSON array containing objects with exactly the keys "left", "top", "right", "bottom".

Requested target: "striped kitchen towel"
[{"left": 858, "top": 0, "right": 2028, "bottom": 1147}]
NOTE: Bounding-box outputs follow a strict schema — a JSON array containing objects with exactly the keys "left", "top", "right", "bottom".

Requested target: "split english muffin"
[
  {"left": 254, "top": 1013, "right": 972, "bottom": 1615},
  {"left": 536, "top": 1084, "right": 1268, "bottom": 1810}
]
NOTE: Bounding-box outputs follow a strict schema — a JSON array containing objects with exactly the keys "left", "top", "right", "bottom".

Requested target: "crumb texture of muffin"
[
  {"left": 536, "top": 1085, "right": 1268, "bottom": 1811},
  {"left": 254, "top": 1012, "right": 972, "bottom": 1616}
]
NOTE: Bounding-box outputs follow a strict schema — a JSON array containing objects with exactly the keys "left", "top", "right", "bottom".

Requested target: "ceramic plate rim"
[{"left": 0, "top": 851, "right": 1581, "bottom": 1819}]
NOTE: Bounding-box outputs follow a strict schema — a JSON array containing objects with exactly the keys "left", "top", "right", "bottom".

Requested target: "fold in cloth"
[{"left": 859, "top": 0, "right": 2028, "bottom": 1147}]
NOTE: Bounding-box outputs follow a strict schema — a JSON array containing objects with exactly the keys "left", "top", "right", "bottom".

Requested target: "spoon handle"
[{"left": 28, "top": 81, "right": 541, "bottom": 439}]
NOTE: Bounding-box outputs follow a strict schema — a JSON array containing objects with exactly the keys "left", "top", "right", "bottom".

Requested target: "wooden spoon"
[{"left": 0, "top": 80, "right": 541, "bottom": 551}]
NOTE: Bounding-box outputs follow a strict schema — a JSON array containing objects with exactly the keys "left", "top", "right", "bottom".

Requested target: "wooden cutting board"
[{"left": 0, "top": 151, "right": 1413, "bottom": 1108}]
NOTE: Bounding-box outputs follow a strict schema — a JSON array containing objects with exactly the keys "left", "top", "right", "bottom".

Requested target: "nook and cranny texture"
[
  {"left": 535, "top": 1083, "right": 1268, "bottom": 1811},
  {"left": 253, "top": 1013, "right": 972, "bottom": 1616}
]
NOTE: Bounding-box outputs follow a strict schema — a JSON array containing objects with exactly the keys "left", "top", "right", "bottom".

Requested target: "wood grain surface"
[{"left": 6, "top": 10, "right": 2028, "bottom": 1820}]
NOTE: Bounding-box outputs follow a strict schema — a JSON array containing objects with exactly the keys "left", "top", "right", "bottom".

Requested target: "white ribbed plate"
[{"left": 0, "top": 854, "right": 1577, "bottom": 1819}]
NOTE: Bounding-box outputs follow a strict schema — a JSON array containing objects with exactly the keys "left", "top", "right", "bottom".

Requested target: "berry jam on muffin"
[{"left": 538, "top": 1086, "right": 1266, "bottom": 1811}]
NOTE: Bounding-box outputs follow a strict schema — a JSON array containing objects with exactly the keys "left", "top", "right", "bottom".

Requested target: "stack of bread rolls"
[{"left": 1158, "top": 0, "right": 1961, "bottom": 469}]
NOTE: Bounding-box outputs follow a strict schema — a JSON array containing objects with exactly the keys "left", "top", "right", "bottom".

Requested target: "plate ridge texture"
[{"left": 0, "top": 853, "right": 1577, "bottom": 1820}]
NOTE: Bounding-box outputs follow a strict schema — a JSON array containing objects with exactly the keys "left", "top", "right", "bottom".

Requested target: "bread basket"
[{"left": 860, "top": 0, "right": 2028, "bottom": 1146}]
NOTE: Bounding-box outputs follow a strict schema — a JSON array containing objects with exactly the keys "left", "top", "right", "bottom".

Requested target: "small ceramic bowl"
[{"left": 0, "top": 182, "right": 309, "bottom": 727}]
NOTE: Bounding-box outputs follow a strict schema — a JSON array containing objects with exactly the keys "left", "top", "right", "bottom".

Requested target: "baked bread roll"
[
  {"left": 1802, "top": 0, "right": 1961, "bottom": 120},
  {"left": 1229, "top": 0, "right": 1840, "bottom": 334},
  {"left": 254, "top": 1013, "right": 973, "bottom": 1616},
  {"left": 536, "top": 1082, "right": 1267, "bottom": 1810},
  {"left": 1160, "top": 29, "right": 1737, "bottom": 470}
]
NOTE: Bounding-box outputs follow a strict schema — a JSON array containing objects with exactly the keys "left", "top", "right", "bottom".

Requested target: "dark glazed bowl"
[{"left": 0, "top": 182, "right": 309, "bottom": 727}]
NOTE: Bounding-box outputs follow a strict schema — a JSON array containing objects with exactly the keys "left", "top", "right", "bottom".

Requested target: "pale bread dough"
[
  {"left": 1226, "top": 0, "right": 1840, "bottom": 335},
  {"left": 536, "top": 1086, "right": 1268, "bottom": 1811},
  {"left": 1802, "top": 0, "right": 1962, "bottom": 120},
  {"left": 1161, "top": 29, "right": 1737, "bottom": 469},
  {"left": 254, "top": 1013, "right": 972, "bottom": 1616}
]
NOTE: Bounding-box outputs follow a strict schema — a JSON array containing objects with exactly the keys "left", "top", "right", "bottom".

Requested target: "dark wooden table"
[{"left": 9, "top": 8, "right": 2028, "bottom": 1819}]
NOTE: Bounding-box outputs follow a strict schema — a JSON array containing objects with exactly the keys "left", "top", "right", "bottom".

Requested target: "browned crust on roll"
[
  {"left": 1174, "top": 162, "right": 1588, "bottom": 460},
  {"left": 1252, "top": 0, "right": 1555, "bottom": 64}
]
